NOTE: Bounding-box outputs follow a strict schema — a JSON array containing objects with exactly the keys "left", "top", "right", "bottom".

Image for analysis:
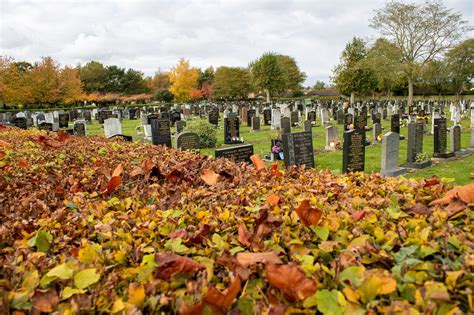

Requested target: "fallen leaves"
[
  {"left": 236, "top": 252, "right": 282, "bottom": 267},
  {"left": 430, "top": 182, "right": 474, "bottom": 205},
  {"left": 266, "top": 264, "right": 316, "bottom": 301},
  {"left": 201, "top": 169, "right": 219, "bottom": 185},
  {"left": 154, "top": 253, "right": 205, "bottom": 279},
  {"left": 250, "top": 154, "right": 266, "bottom": 171},
  {"left": 294, "top": 200, "right": 323, "bottom": 226}
]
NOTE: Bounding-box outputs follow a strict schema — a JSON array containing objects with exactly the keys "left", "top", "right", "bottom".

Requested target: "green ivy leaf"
[
  {"left": 315, "top": 289, "right": 347, "bottom": 315},
  {"left": 46, "top": 263, "right": 74, "bottom": 280}
]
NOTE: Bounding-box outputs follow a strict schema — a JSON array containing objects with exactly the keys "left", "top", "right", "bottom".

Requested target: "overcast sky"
[{"left": 0, "top": 0, "right": 472, "bottom": 86}]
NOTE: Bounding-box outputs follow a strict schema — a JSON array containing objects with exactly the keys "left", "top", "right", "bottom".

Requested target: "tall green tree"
[
  {"left": 370, "top": 1, "right": 469, "bottom": 106},
  {"left": 249, "top": 52, "right": 285, "bottom": 102},
  {"left": 213, "top": 66, "right": 252, "bottom": 100},
  {"left": 104, "top": 65, "right": 126, "bottom": 93},
  {"left": 198, "top": 66, "right": 215, "bottom": 89},
  {"left": 122, "top": 69, "right": 149, "bottom": 95},
  {"left": 275, "top": 55, "right": 306, "bottom": 94},
  {"left": 79, "top": 61, "right": 107, "bottom": 93},
  {"left": 332, "top": 37, "right": 377, "bottom": 103},
  {"left": 446, "top": 38, "right": 474, "bottom": 98},
  {"left": 313, "top": 81, "right": 326, "bottom": 90},
  {"left": 366, "top": 38, "right": 404, "bottom": 98},
  {"left": 420, "top": 60, "right": 451, "bottom": 97}
]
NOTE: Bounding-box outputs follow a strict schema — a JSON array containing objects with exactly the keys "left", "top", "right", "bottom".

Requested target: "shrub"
[
  {"left": 415, "top": 152, "right": 430, "bottom": 162},
  {"left": 154, "top": 89, "right": 174, "bottom": 102},
  {"left": 187, "top": 120, "right": 217, "bottom": 148}
]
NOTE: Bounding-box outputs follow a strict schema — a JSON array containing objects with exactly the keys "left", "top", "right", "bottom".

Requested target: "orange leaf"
[
  {"left": 236, "top": 252, "right": 282, "bottom": 267},
  {"left": 204, "top": 277, "right": 242, "bottom": 310},
  {"left": 266, "top": 194, "right": 280, "bottom": 206},
  {"left": 106, "top": 176, "right": 122, "bottom": 194},
  {"left": 270, "top": 161, "right": 282, "bottom": 177},
  {"left": 130, "top": 166, "right": 144, "bottom": 177},
  {"left": 424, "top": 176, "right": 440, "bottom": 188},
  {"left": 0, "top": 150, "right": 5, "bottom": 159},
  {"left": 250, "top": 154, "right": 266, "bottom": 171},
  {"left": 294, "top": 200, "right": 323, "bottom": 226},
  {"left": 456, "top": 182, "right": 474, "bottom": 204},
  {"left": 56, "top": 131, "right": 70, "bottom": 142},
  {"left": 112, "top": 163, "right": 123, "bottom": 177},
  {"left": 201, "top": 169, "right": 219, "bottom": 185},
  {"left": 0, "top": 140, "right": 12, "bottom": 148},
  {"left": 19, "top": 158, "right": 28, "bottom": 168},
  {"left": 142, "top": 159, "right": 154, "bottom": 172},
  {"left": 266, "top": 264, "right": 316, "bottom": 301},
  {"left": 237, "top": 222, "right": 251, "bottom": 247},
  {"left": 351, "top": 210, "right": 367, "bottom": 221}
]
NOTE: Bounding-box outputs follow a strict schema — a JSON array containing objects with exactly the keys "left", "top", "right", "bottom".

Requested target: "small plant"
[
  {"left": 415, "top": 152, "right": 430, "bottom": 162},
  {"left": 187, "top": 120, "right": 217, "bottom": 148}
]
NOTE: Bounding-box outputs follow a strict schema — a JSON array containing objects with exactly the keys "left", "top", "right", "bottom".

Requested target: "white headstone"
[
  {"left": 381, "top": 132, "right": 406, "bottom": 177},
  {"left": 104, "top": 118, "right": 122, "bottom": 137},
  {"left": 271, "top": 109, "right": 281, "bottom": 130}
]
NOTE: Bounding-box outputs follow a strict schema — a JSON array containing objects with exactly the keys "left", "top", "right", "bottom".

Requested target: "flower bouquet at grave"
[
  {"left": 415, "top": 152, "right": 431, "bottom": 163},
  {"left": 272, "top": 145, "right": 284, "bottom": 160}
]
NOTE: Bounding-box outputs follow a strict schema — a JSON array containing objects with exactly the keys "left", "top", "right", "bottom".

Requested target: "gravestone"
[
  {"left": 433, "top": 118, "right": 454, "bottom": 158},
  {"left": 171, "top": 111, "right": 182, "bottom": 124},
  {"left": 208, "top": 110, "right": 219, "bottom": 127},
  {"left": 307, "top": 111, "right": 316, "bottom": 123},
  {"left": 241, "top": 107, "right": 248, "bottom": 125},
  {"left": 36, "top": 113, "right": 45, "bottom": 125},
  {"left": 73, "top": 120, "right": 86, "bottom": 136},
  {"left": 11, "top": 117, "right": 27, "bottom": 129},
  {"left": 406, "top": 122, "right": 431, "bottom": 168},
  {"left": 344, "top": 113, "right": 353, "bottom": 131},
  {"left": 251, "top": 116, "right": 261, "bottom": 132},
  {"left": 342, "top": 129, "right": 365, "bottom": 173},
  {"left": 176, "top": 132, "right": 200, "bottom": 151},
  {"left": 449, "top": 125, "right": 464, "bottom": 155},
  {"left": 247, "top": 109, "right": 255, "bottom": 127},
  {"left": 83, "top": 111, "right": 92, "bottom": 123},
  {"left": 38, "top": 122, "right": 53, "bottom": 131},
  {"left": 281, "top": 117, "right": 291, "bottom": 134},
  {"left": 320, "top": 108, "right": 329, "bottom": 125},
  {"left": 380, "top": 132, "right": 406, "bottom": 177},
  {"left": 215, "top": 144, "right": 254, "bottom": 163},
  {"left": 108, "top": 134, "right": 132, "bottom": 142},
  {"left": 151, "top": 119, "right": 172, "bottom": 148},
  {"left": 271, "top": 109, "right": 281, "bottom": 130},
  {"left": 290, "top": 111, "right": 299, "bottom": 126},
  {"left": 104, "top": 118, "right": 122, "bottom": 137},
  {"left": 391, "top": 114, "right": 400, "bottom": 134},
  {"left": 303, "top": 120, "right": 312, "bottom": 132},
  {"left": 224, "top": 114, "right": 242, "bottom": 144},
  {"left": 58, "top": 113, "right": 69, "bottom": 128},
  {"left": 325, "top": 126, "right": 338, "bottom": 151},
  {"left": 160, "top": 111, "right": 170, "bottom": 121},
  {"left": 354, "top": 111, "right": 367, "bottom": 130},
  {"left": 336, "top": 109, "right": 344, "bottom": 124},
  {"left": 176, "top": 121, "right": 186, "bottom": 134},
  {"left": 263, "top": 109, "right": 271, "bottom": 125},
  {"left": 282, "top": 131, "right": 314, "bottom": 169},
  {"left": 373, "top": 123, "right": 382, "bottom": 142},
  {"left": 372, "top": 112, "right": 381, "bottom": 125},
  {"left": 470, "top": 128, "right": 474, "bottom": 150}
]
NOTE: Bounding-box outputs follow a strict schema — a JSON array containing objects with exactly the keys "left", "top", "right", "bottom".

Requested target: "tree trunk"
[
  {"left": 265, "top": 89, "right": 270, "bottom": 103},
  {"left": 350, "top": 92, "right": 355, "bottom": 105},
  {"left": 407, "top": 76, "right": 414, "bottom": 109}
]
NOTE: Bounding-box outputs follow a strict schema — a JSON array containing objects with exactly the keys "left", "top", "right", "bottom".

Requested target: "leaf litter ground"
[{"left": 0, "top": 127, "right": 473, "bottom": 314}]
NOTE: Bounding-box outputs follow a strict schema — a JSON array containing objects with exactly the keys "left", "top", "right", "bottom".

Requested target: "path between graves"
[{"left": 0, "top": 127, "right": 473, "bottom": 314}]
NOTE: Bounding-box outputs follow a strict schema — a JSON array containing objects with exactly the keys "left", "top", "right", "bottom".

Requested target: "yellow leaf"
[
  {"left": 46, "top": 263, "right": 74, "bottom": 280},
  {"left": 359, "top": 273, "right": 396, "bottom": 303},
  {"left": 61, "top": 287, "right": 85, "bottom": 300},
  {"left": 111, "top": 298, "right": 125, "bottom": 313},
  {"left": 127, "top": 282, "right": 145, "bottom": 306},
  {"left": 74, "top": 268, "right": 100, "bottom": 289}
]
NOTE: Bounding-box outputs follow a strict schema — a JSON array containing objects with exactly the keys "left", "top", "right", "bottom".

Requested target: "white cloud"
[{"left": 0, "top": 0, "right": 472, "bottom": 85}]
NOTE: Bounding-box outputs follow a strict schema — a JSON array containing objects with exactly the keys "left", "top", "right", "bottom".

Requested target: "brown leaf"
[
  {"left": 266, "top": 264, "right": 316, "bottom": 301},
  {"left": 216, "top": 252, "right": 251, "bottom": 281},
  {"left": 187, "top": 224, "right": 211, "bottom": 244},
  {"left": 112, "top": 163, "right": 123, "bottom": 177},
  {"left": 446, "top": 199, "right": 467, "bottom": 220},
  {"left": 130, "top": 166, "right": 144, "bottom": 177},
  {"left": 105, "top": 176, "right": 122, "bottom": 194},
  {"left": 204, "top": 277, "right": 241, "bottom": 310},
  {"left": 266, "top": 194, "right": 280, "bottom": 206},
  {"left": 456, "top": 182, "right": 474, "bottom": 204},
  {"left": 32, "top": 289, "right": 59, "bottom": 313},
  {"left": 294, "top": 200, "right": 323, "bottom": 226},
  {"left": 424, "top": 176, "right": 440, "bottom": 188},
  {"left": 56, "top": 131, "right": 70, "bottom": 142},
  {"left": 250, "top": 154, "right": 266, "bottom": 171},
  {"left": 201, "top": 169, "right": 219, "bottom": 185},
  {"left": 270, "top": 162, "right": 282, "bottom": 177},
  {"left": 18, "top": 158, "right": 28, "bottom": 168},
  {"left": 236, "top": 252, "right": 282, "bottom": 267},
  {"left": 237, "top": 222, "right": 251, "bottom": 247},
  {"left": 351, "top": 210, "right": 368, "bottom": 221},
  {"left": 404, "top": 203, "right": 432, "bottom": 216},
  {"left": 154, "top": 253, "right": 205, "bottom": 279}
]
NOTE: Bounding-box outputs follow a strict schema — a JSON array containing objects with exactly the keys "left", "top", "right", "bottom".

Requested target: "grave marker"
[
  {"left": 215, "top": 144, "right": 254, "bottom": 163},
  {"left": 224, "top": 114, "right": 242, "bottom": 144},
  {"left": 281, "top": 117, "right": 291, "bottom": 134},
  {"left": 176, "top": 132, "right": 200, "bottom": 151},
  {"left": 380, "top": 132, "right": 406, "bottom": 176},
  {"left": 342, "top": 129, "right": 365, "bottom": 173},
  {"left": 433, "top": 118, "right": 454, "bottom": 158},
  {"left": 282, "top": 131, "right": 315, "bottom": 169},
  {"left": 104, "top": 118, "right": 122, "bottom": 138},
  {"left": 151, "top": 119, "right": 172, "bottom": 148}
]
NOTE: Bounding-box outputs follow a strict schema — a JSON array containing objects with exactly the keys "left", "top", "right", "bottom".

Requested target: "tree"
[
  {"left": 59, "top": 66, "right": 83, "bottom": 104},
  {"left": 249, "top": 52, "right": 285, "bottom": 102},
  {"left": 198, "top": 67, "right": 214, "bottom": 89},
  {"left": 366, "top": 38, "right": 404, "bottom": 98},
  {"left": 104, "top": 65, "right": 126, "bottom": 93},
  {"left": 168, "top": 58, "right": 199, "bottom": 102},
  {"left": 313, "top": 81, "right": 326, "bottom": 90},
  {"left": 370, "top": 1, "right": 470, "bottom": 106},
  {"left": 275, "top": 55, "right": 306, "bottom": 94},
  {"left": 154, "top": 88, "right": 174, "bottom": 102},
  {"left": 332, "top": 37, "right": 377, "bottom": 103},
  {"left": 0, "top": 56, "right": 32, "bottom": 106},
  {"left": 420, "top": 60, "right": 451, "bottom": 97},
  {"left": 213, "top": 66, "right": 252, "bottom": 100},
  {"left": 79, "top": 61, "right": 107, "bottom": 93},
  {"left": 446, "top": 38, "right": 474, "bottom": 98},
  {"left": 29, "top": 57, "right": 61, "bottom": 105},
  {"left": 151, "top": 69, "right": 171, "bottom": 90},
  {"left": 122, "top": 69, "right": 149, "bottom": 95}
]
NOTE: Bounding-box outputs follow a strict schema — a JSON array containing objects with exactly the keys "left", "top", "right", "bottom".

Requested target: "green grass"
[{"left": 71, "top": 113, "right": 474, "bottom": 185}]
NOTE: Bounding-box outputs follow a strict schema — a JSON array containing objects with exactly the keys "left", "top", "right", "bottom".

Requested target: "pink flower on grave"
[{"left": 272, "top": 145, "right": 280, "bottom": 153}]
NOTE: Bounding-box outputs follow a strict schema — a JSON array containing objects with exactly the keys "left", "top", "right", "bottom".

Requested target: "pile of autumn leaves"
[{"left": 0, "top": 126, "right": 473, "bottom": 314}]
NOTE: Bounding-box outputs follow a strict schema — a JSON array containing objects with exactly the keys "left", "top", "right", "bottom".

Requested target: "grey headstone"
[
  {"left": 104, "top": 118, "right": 122, "bottom": 137},
  {"left": 176, "top": 132, "right": 200, "bottom": 151},
  {"left": 281, "top": 117, "right": 291, "bottom": 134},
  {"left": 381, "top": 132, "right": 406, "bottom": 176}
]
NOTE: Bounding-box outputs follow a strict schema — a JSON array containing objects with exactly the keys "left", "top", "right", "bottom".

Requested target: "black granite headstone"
[
  {"left": 58, "top": 113, "right": 69, "bottom": 128},
  {"left": 342, "top": 129, "right": 365, "bottom": 173},
  {"left": 224, "top": 114, "right": 241, "bottom": 144},
  {"left": 215, "top": 144, "right": 254, "bottom": 163},
  {"left": 151, "top": 119, "right": 172, "bottom": 148},
  {"left": 176, "top": 132, "right": 200, "bottom": 151},
  {"left": 282, "top": 131, "right": 314, "bottom": 169},
  {"left": 433, "top": 118, "right": 454, "bottom": 158},
  {"left": 11, "top": 117, "right": 27, "bottom": 130}
]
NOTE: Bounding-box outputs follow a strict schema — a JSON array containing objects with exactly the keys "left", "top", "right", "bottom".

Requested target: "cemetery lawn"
[
  {"left": 1, "top": 127, "right": 473, "bottom": 314},
  {"left": 84, "top": 115, "right": 474, "bottom": 185}
]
